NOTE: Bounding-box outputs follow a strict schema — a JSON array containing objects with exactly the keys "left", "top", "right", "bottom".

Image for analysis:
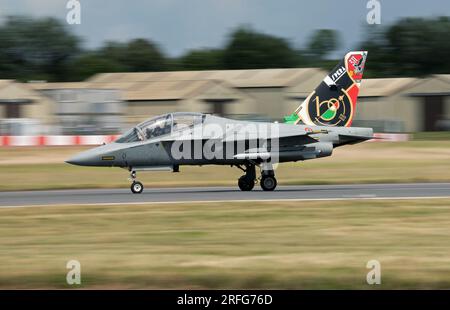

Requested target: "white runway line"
[{"left": 1, "top": 195, "right": 449, "bottom": 209}]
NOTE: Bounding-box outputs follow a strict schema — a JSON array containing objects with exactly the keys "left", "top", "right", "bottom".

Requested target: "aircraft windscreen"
[
  {"left": 139, "top": 114, "right": 172, "bottom": 140},
  {"left": 115, "top": 127, "right": 143, "bottom": 143},
  {"left": 115, "top": 113, "right": 204, "bottom": 143},
  {"left": 172, "top": 113, "right": 203, "bottom": 132}
]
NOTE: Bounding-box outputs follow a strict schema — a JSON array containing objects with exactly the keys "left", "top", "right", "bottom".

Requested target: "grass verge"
[
  {"left": 0, "top": 141, "right": 449, "bottom": 191},
  {"left": 1, "top": 199, "right": 450, "bottom": 289}
]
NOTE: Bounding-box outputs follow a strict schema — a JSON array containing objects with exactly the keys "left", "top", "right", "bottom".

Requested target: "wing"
[
  {"left": 222, "top": 128, "right": 327, "bottom": 145},
  {"left": 232, "top": 131, "right": 328, "bottom": 161}
]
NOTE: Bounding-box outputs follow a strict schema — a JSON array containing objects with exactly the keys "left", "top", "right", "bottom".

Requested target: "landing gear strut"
[
  {"left": 129, "top": 170, "right": 144, "bottom": 194},
  {"left": 237, "top": 164, "right": 256, "bottom": 191}
]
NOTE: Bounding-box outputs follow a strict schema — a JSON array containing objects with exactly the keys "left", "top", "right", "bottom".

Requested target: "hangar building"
[{"left": 1, "top": 69, "right": 449, "bottom": 135}]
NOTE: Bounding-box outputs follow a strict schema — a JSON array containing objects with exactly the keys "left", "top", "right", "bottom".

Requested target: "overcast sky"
[{"left": 0, "top": 0, "right": 449, "bottom": 56}]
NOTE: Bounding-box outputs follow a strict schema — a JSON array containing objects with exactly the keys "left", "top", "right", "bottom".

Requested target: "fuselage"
[{"left": 66, "top": 113, "right": 373, "bottom": 169}]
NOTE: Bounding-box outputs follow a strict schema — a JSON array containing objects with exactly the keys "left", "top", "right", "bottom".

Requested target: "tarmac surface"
[{"left": 0, "top": 183, "right": 449, "bottom": 207}]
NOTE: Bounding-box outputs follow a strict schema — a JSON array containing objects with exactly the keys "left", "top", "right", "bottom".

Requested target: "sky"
[{"left": 0, "top": 0, "right": 449, "bottom": 56}]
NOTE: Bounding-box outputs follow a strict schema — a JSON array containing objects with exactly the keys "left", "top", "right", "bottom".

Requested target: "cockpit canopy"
[{"left": 116, "top": 112, "right": 205, "bottom": 143}]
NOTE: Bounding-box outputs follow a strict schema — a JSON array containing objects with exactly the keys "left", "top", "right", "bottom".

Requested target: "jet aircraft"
[{"left": 67, "top": 51, "right": 373, "bottom": 193}]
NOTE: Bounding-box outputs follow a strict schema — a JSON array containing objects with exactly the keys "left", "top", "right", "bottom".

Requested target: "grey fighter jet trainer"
[{"left": 67, "top": 51, "right": 373, "bottom": 193}]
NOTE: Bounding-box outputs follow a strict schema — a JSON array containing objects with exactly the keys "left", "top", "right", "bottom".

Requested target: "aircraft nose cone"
[
  {"left": 66, "top": 144, "right": 121, "bottom": 167},
  {"left": 65, "top": 157, "right": 76, "bottom": 165},
  {"left": 65, "top": 148, "right": 103, "bottom": 166},
  {"left": 65, "top": 152, "right": 93, "bottom": 166}
]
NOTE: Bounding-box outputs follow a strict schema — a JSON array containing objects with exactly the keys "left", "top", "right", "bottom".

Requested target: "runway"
[{"left": 0, "top": 183, "right": 449, "bottom": 208}]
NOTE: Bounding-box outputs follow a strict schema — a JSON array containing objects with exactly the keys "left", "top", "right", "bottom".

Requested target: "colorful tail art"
[{"left": 284, "top": 51, "right": 368, "bottom": 127}]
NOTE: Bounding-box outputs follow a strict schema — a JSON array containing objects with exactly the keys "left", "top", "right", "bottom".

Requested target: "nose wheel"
[
  {"left": 131, "top": 181, "right": 144, "bottom": 194},
  {"left": 129, "top": 170, "right": 144, "bottom": 194}
]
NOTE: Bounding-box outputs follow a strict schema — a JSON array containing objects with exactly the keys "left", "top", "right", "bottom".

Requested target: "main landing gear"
[
  {"left": 236, "top": 163, "right": 277, "bottom": 192},
  {"left": 129, "top": 170, "right": 144, "bottom": 194},
  {"left": 260, "top": 170, "right": 277, "bottom": 192},
  {"left": 237, "top": 164, "right": 256, "bottom": 191}
]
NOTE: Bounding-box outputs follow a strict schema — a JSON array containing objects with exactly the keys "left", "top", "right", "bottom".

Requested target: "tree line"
[{"left": 0, "top": 15, "right": 449, "bottom": 82}]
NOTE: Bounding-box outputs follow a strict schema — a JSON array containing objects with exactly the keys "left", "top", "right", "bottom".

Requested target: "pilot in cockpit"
[{"left": 146, "top": 119, "right": 170, "bottom": 139}]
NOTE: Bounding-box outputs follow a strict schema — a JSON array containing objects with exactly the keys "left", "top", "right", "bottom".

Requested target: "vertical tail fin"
[{"left": 285, "top": 51, "right": 368, "bottom": 127}]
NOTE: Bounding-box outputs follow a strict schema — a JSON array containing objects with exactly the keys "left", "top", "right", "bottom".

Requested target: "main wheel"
[
  {"left": 238, "top": 176, "right": 255, "bottom": 191},
  {"left": 260, "top": 175, "right": 277, "bottom": 191},
  {"left": 131, "top": 181, "right": 144, "bottom": 194}
]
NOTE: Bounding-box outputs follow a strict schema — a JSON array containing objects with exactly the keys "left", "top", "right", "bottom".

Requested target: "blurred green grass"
[
  {"left": 1, "top": 199, "right": 450, "bottom": 289},
  {"left": 0, "top": 141, "right": 449, "bottom": 190},
  {"left": 412, "top": 131, "right": 450, "bottom": 141}
]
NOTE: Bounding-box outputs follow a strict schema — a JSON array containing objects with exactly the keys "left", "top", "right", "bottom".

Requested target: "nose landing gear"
[{"left": 129, "top": 170, "right": 144, "bottom": 194}]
